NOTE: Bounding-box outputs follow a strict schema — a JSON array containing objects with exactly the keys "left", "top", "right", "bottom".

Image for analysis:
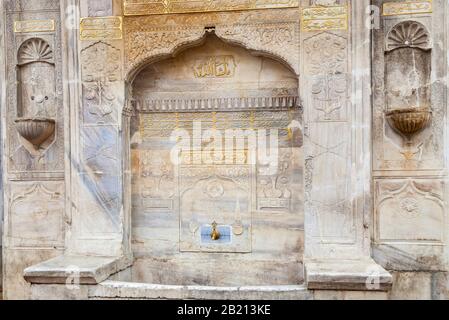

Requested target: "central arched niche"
[{"left": 129, "top": 34, "right": 303, "bottom": 286}]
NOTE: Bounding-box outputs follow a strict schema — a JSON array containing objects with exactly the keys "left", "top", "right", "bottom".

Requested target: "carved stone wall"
[
  {"left": 129, "top": 36, "right": 303, "bottom": 286},
  {"left": 123, "top": 8, "right": 301, "bottom": 80},
  {"left": 300, "top": 0, "right": 372, "bottom": 260},
  {"left": 372, "top": 0, "right": 449, "bottom": 272},
  {"left": 1, "top": 0, "right": 448, "bottom": 300},
  {"left": 2, "top": 0, "right": 65, "bottom": 300},
  {"left": 70, "top": 37, "right": 125, "bottom": 255}
]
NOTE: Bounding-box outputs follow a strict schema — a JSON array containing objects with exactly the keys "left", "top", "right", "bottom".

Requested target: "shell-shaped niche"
[
  {"left": 386, "top": 20, "right": 431, "bottom": 52},
  {"left": 384, "top": 21, "right": 432, "bottom": 145},
  {"left": 15, "top": 38, "right": 56, "bottom": 153},
  {"left": 18, "top": 38, "right": 53, "bottom": 65}
]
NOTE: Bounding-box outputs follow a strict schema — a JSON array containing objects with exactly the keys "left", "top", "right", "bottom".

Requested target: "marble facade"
[{"left": 0, "top": 0, "right": 448, "bottom": 300}]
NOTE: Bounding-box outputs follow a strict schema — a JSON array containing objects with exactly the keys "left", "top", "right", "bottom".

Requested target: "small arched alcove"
[
  {"left": 15, "top": 38, "right": 56, "bottom": 155},
  {"left": 127, "top": 33, "right": 304, "bottom": 286}
]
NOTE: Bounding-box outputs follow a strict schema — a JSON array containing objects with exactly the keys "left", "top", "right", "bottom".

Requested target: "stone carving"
[
  {"left": 14, "top": 19, "right": 55, "bottom": 33},
  {"left": 136, "top": 96, "right": 299, "bottom": 113},
  {"left": 304, "top": 32, "right": 348, "bottom": 121},
  {"left": 6, "top": 6, "right": 65, "bottom": 175},
  {"left": 304, "top": 32, "right": 347, "bottom": 76},
  {"left": 14, "top": 118, "right": 56, "bottom": 151},
  {"left": 131, "top": 33, "right": 299, "bottom": 118},
  {"left": 386, "top": 20, "right": 431, "bottom": 52},
  {"left": 123, "top": 0, "right": 299, "bottom": 16},
  {"left": 372, "top": 13, "right": 442, "bottom": 171},
  {"left": 126, "top": 27, "right": 207, "bottom": 76},
  {"left": 375, "top": 179, "right": 444, "bottom": 243},
  {"left": 301, "top": 5, "right": 348, "bottom": 32},
  {"left": 384, "top": 21, "right": 432, "bottom": 158},
  {"left": 383, "top": 0, "right": 432, "bottom": 16},
  {"left": 135, "top": 150, "right": 175, "bottom": 211},
  {"left": 192, "top": 55, "right": 236, "bottom": 78},
  {"left": 124, "top": 13, "right": 300, "bottom": 77},
  {"left": 9, "top": 183, "right": 64, "bottom": 248},
  {"left": 385, "top": 21, "right": 432, "bottom": 113},
  {"left": 80, "top": 16, "right": 123, "bottom": 41},
  {"left": 81, "top": 41, "right": 122, "bottom": 123},
  {"left": 15, "top": 38, "right": 57, "bottom": 155},
  {"left": 302, "top": 17, "right": 355, "bottom": 248},
  {"left": 306, "top": 131, "right": 354, "bottom": 243},
  {"left": 179, "top": 165, "right": 252, "bottom": 253},
  {"left": 257, "top": 150, "right": 293, "bottom": 211},
  {"left": 385, "top": 107, "right": 432, "bottom": 144},
  {"left": 18, "top": 38, "right": 53, "bottom": 65},
  {"left": 215, "top": 23, "right": 299, "bottom": 73},
  {"left": 399, "top": 197, "right": 420, "bottom": 218}
]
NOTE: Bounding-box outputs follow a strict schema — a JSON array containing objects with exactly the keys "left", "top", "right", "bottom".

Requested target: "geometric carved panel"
[
  {"left": 179, "top": 165, "right": 252, "bottom": 253},
  {"left": 8, "top": 182, "right": 65, "bottom": 248},
  {"left": 375, "top": 179, "right": 444, "bottom": 244}
]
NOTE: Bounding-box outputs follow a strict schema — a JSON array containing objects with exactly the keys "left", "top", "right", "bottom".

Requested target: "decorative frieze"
[
  {"left": 383, "top": 0, "right": 432, "bottom": 16},
  {"left": 136, "top": 96, "right": 299, "bottom": 113},
  {"left": 123, "top": 0, "right": 299, "bottom": 16},
  {"left": 14, "top": 20, "right": 55, "bottom": 33},
  {"left": 80, "top": 16, "right": 123, "bottom": 41},
  {"left": 301, "top": 5, "right": 348, "bottom": 31}
]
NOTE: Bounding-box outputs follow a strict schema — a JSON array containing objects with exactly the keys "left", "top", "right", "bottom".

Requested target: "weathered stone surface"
[
  {"left": 90, "top": 281, "right": 312, "bottom": 300},
  {"left": 24, "top": 255, "right": 132, "bottom": 285},
  {"left": 0, "top": 0, "right": 448, "bottom": 300},
  {"left": 431, "top": 272, "right": 449, "bottom": 300},
  {"left": 313, "top": 290, "right": 388, "bottom": 301},
  {"left": 371, "top": 0, "right": 448, "bottom": 276},
  {"left": 3, "top": 248, "right": 62, "bottom": 300},
  {"left": 31, "top": 284, "right": 89, "bottom": 300},
  {"left": 389, "top": 272, "right": 432, "bottom": 300},
  {"left": 305, "top": 259, "right": 392, "bottom": 291}
]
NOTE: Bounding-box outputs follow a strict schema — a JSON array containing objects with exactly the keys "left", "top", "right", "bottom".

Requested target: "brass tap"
[{"left": 210, "top": 221, "right": 221, "bottom": 241}]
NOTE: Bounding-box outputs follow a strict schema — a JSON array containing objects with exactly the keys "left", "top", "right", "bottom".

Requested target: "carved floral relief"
[{"left": 81, "top": 41, "right": 122, "bottom": 124}]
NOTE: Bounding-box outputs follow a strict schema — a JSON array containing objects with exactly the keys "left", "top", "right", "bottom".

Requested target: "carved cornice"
[{"left": 123, "top": 0, "right": 299, "bottom": 16}]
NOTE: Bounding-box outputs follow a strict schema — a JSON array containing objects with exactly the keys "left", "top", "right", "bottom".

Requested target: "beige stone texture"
[{"left": 0, "top": 0, "right": 448, "bottom": 300}]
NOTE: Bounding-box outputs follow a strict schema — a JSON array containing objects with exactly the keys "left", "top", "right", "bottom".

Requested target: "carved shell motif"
[
  {"left": 18, "top": 38, "right": 53, "bottom": 65},
  {"left": 386, "top": 21, "right": 431, "bottom": 52}
]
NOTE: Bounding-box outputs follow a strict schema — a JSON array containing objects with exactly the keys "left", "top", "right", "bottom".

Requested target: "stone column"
[
  {"left": 23, "top": 0, "right": 131, "bottom": 287},
  {"left": 0, "top": 0, "right": 6, "bottom": 298},
  {"left": 301, "top": 0, "right": 391, "bottom": 290}
]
